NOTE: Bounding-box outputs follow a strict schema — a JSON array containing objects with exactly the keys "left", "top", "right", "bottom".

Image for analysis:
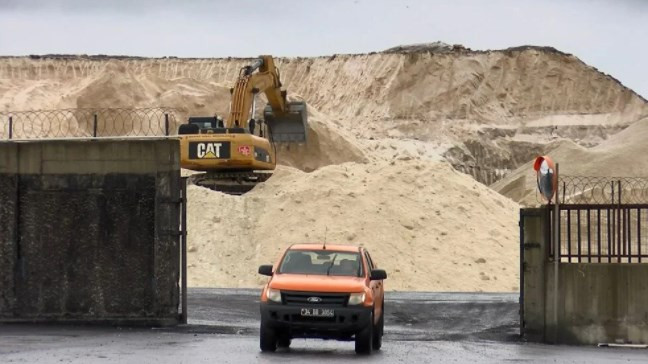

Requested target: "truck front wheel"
[
  {"left": 372, "top": 309, "right": 384, "bottom": 350},
  {"left": 277, "top": 331, "right": 291, "bottom": 348},
  {"left": 260, "top": 321, "right": 277, "bottom": 352},
  {"left": 355, "top": 312, "right": 373, "bottom": 355}
]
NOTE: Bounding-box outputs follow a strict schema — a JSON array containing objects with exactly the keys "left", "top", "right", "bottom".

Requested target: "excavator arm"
[
  {"left": 227, "top": 55, "right": 307, "bottom": 142},
  {"left": 227, "top": 55, "right": 285, "bottom": 128}
]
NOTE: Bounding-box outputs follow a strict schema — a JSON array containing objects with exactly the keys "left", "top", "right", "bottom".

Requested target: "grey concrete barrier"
[{"left": 0, "top": 139, "right": 182, "bottom": 325}]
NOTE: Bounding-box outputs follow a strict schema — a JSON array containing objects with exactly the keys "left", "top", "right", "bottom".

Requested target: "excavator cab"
[
  {"left": 178, "top": 116, "right": 225, "bottom": 135},
  {"left": 264, "top": 101, "right": 308, "bottom": 143}
]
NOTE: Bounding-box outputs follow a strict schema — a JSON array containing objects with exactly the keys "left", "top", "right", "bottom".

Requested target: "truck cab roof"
[{"left": 288, "top": 243, "right": 362, "bottom": 253}]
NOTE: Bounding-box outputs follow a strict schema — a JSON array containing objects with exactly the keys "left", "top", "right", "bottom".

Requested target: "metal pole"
[
  {"left": 8, "top": 116, "right": 13, "bottom": 139},
  {"left": 618, "top": 180, "right": 622, "bottom": 262},
  {"left": 567, "top": 209, "right": 572, "bottom": 262},
  {"left": 519, "top": 209, "right": 524, "bottom": 337},
  {"left": 611, "top": 183, "right": 615, "bottom": 259},
  {"left": 164, "top": 113, "right": 169, "bottom": 136},
  {"left": 93, "top": 113, "right": 98, "bottom": 138},
  {"left": 553, "top": 163, "right": 560, "bottom": 343},
  {"left": 181, "top": 177, "right": 188, "bottom": 324},
  {"left": 638, "top": 209, "right": 642, "bottom": 263}
]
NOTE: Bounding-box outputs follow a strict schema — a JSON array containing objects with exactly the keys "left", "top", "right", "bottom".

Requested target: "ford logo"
[{"left": 307, "top": 297, "right": 322, "bottom": 303}]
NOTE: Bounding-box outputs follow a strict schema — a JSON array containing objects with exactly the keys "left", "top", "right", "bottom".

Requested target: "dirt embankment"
[
  {"left": 1, "top": 47, "right": 645, "bottom": 182},
  {"left": 187, "top": 160, "right": 520, "bottom": 291},
  {"left": 2, "top": 45, "right": 646, "bottom": 291},
  {"left": 494, "top": 116, "right": 648, "bottom": 205}
]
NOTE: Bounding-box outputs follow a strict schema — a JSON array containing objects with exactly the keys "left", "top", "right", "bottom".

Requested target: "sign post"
[{"left": 533, "top": 156, "right": 559, "bottom": 342}]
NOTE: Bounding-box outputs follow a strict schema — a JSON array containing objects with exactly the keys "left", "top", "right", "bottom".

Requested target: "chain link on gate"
[{"left": 0, "top": 107, "right": 182, "bottom": 139}]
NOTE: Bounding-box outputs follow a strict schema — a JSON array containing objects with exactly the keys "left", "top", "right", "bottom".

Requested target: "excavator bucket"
[{"left": 264, "top": 101, "right": 308, "bottom": 143}]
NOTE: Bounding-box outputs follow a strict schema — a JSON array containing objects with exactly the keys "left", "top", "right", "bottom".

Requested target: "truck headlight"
[
  {"left": 266, "top": 287, "right": 282, "bottom": 303},
  {"left": 348, "top": 292, "right": 366, "bottom": 305}
]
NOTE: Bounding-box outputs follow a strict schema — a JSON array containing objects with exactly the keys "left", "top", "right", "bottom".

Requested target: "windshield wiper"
[{"left": 326, "top": 253, "right": 338, "bottom": 276}]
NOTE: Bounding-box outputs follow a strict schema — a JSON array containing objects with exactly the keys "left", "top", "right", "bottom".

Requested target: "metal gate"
[
  {"left": 550, "top": 204, "right": 648, "bottom": 263},
  {"left": 520, "top": 174, "right": 648, "bottom": 344},
  {"left": 550, "top": 176, "right": 648, "bottom": 263}
]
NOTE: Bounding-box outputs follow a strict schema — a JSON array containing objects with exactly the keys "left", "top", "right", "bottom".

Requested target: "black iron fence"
[
  {"left": 0, "top": 107, "right": 182, "bottom": 139},
  {"left": 547, "top": 175, "right": 648, "bottom": 263},
  {"left": 549, "top": 204, "right": 648, "bottom": 263}
]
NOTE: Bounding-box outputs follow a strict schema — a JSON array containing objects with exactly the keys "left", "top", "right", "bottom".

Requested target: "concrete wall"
[
  {"left": 0, "top": 139, "right": 181, "bottom": 324},
  {"left": 549, "top": 263, "right": 648, "bottom": 345},
  {"left": 521, "top": 208, "right": 648, "bottom": 345}
]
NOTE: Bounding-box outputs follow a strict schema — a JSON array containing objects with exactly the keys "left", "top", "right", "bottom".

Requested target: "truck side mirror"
[
  {"left": 370, "top": 269, "right": 387, "bottom": 280},
  {"left": 258, "top": 265, "right": 274, "bottom": 276}
]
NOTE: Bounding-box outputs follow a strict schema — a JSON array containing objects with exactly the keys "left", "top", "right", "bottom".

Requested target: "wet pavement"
[
  {"left": 1, "top": 289, "right": 646, "bottom": 363},
  {"left": 187, "top": 288, "right": 521, "bottom": 341}
]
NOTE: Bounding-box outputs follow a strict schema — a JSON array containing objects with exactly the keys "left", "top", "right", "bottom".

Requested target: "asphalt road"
[
  {"left": 187, "top": 288, "right": 521, "bottom": 342},
  {"left": 1, "top": 289, "right": 646, "bottom": 363}
]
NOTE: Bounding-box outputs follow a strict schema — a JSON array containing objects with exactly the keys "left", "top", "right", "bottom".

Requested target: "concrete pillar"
[{"left": 520, "top": 207, "right": 550, "bottom": 342}]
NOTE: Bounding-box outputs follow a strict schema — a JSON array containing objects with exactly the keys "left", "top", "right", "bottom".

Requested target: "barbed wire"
[
  {"left": 0, "top": 107, "right": 182, "bottom": 139},
  {"left": 554, "top": 175, "right": 648, "bottom": 205}
]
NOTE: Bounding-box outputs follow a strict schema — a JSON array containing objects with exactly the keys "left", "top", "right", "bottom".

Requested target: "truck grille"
[{"left": 281, "top": 291, "right": 349, "bottom": 307}]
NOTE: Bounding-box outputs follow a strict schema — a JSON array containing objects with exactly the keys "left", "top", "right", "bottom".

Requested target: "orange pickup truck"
[{"left": 258, "top": 243, "right": 387, "bottom": 354}]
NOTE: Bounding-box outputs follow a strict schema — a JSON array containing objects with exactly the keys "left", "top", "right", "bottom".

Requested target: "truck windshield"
[{"left": 278, "top": 250, "right": 363, "bottom": 277}]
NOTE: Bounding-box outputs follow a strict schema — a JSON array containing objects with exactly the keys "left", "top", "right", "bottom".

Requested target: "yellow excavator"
[{"left": 178, "top": 55, "right": 307, "bottom": 194}]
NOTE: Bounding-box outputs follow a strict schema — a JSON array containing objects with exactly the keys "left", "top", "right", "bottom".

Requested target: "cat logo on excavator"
[{"left": 197, "top": 142, "right": 223, "bottom": 159}]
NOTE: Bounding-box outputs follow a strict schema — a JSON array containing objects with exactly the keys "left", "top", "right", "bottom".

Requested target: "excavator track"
[{"left": 188, "top": 171, "right": 272, "bottom": 195}]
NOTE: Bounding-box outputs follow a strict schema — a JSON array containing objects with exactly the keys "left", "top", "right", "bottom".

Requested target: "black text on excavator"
[{"left": 178, "top": 55, "right": 307, "bottom": 194}]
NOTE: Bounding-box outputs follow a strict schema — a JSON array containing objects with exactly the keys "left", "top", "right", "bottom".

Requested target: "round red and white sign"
[{"left": 238, "top": 145, "right": 251, "bottom": 156}]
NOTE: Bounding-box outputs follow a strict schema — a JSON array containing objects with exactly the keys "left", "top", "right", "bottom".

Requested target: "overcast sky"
[{"left": 0, "top": 0, "right": 646, "bottom": 98}]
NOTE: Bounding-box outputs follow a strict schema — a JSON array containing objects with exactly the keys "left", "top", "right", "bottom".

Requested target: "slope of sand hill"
[
  {"left": 493, "top": 116, "right": 648, "bottom": 205},
  {"left": 187, "top": 160, "right": 520, "bottom": 291},
  {"left": 1, "top": 46, "right": 646, "bottom": 183},
  {"left": 2, "top": 44, "right": 646, "bottom": 291}
]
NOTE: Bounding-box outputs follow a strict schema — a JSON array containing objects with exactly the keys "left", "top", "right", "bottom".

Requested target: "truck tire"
[
  {"left": 372, "top": 309, "right": 384, "bottom": 350},
  {"left": 260, "top": 321, "right": 277, "bottom": 352},
  {"left": 355, "top": 312, "right": 373, "bottom": 355},
  {"left": 277, "top": 331, "right": 291, "bottom": 348}
]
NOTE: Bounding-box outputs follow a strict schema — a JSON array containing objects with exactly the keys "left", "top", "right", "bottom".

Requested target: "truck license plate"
[{"left": 300, "top": 308, "right": 334, "bottom": 317}]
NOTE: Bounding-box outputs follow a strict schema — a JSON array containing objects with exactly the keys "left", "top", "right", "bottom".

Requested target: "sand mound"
[
  {"left": 493, "top": 116, "right": 648, "bottom": 205},
  {"left": 277, "top": 120, "right": 367, "bottom": 171},
  {"left": 384, "top": 41, "right": 455, "bottom": 54},
  {"left": 187, "top": 159, "right": 520, "bottom": 291},
  {"left": 3, "top": 45, "right": 647, "bottom": 290},
  {"left": 2, "top": 48, "right": 646, "bottom": 183}
]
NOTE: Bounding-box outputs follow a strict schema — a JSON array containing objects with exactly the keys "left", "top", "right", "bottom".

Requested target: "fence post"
[
  {"left": 181, "top": 177, "right": 188, "bottom": 324},
  {"left": 8, "top": 116, "right": 12, "bottom": 139},
  {"left": 611, "top": 183, "right": 615, "bottom": 258},
  {"left": 618, "top": 180, "right": 622, "bottom": 262},
  {"left": 165, "top": 113, "right": 170, "bottom": 136},
  {"left": 552, "top": 163, "right": 560, "bottom": 343},
  {"left": 93, "top": 114, "right": 98, "bottom": 138}
]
